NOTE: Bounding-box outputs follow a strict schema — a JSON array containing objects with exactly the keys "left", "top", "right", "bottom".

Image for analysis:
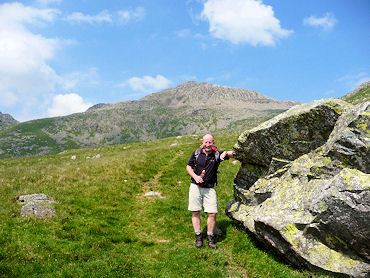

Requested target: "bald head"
[
  {"left": 202, "top": 134, "right": 214, "bottom": 143},
  {"left": 201, "top": 134, "right": 214, "bottom": 154}
]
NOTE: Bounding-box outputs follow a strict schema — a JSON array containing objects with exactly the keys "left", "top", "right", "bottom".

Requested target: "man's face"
[{"left": 202, "top": 135, "right": 214, "bottom": 152}]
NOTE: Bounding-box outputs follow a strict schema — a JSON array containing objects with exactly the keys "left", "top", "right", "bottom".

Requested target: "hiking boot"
[
  {"left": 195, "top": 234, "right": 203, "bottom": 248},
  {"left": 206, "top": 235, "right": 217, "bottom": 249}
]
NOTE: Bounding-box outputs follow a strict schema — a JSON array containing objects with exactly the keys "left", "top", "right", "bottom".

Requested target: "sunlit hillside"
[
  {"left": 0, "top": 81, "right": 298, "bottom": 159},
  {"left": 0, "top": 132, "right": 326, "bottom": 277}
]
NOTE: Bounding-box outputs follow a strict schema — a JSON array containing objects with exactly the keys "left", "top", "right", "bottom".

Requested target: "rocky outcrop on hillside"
[
  {"left": 226, "top": 99, "right": 370, "bottom": 277},
  {"left": 0, "top": 82, "right": 298, "bottom": 159},
  {"left": 341, "top": 81, "right": 370, "bottom": 105},
  {"left": 0, "top": 112, "right": 18, "bottom": 128},
  {"left": 86, "top": 103, "right": 108, "bottom": 111}
]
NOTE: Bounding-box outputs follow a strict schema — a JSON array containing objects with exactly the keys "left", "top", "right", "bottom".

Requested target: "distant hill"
[
  {"left": 141, "top": 81, "right": 295, "bottom": 108},
  {"left": 341, "top": 81, "right": 370, "bottom": 104},
  {"left": 0, "top": 112, "right": 18, "bottom": 129},
  {"left": 0, "top": 81, "right": 299, "bottom": 159}
]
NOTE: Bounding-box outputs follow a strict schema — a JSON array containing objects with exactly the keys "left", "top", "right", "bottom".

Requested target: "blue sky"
[{"left": 0, "top": 0, "right": 369, "bottom": 122}]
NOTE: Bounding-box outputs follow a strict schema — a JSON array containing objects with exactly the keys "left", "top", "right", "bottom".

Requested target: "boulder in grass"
[
  {"left": 20, "top": 203, "right": 57, "bottom": 219},
  {"left": 226, "top": 100, "right": 370, "bottom": 277},
  {"left": 17, "top": 193, "right": 55, "bottom": 204},
  {"left": 16, "top": 193, "right": 57, "bottom": 219},
  {"left": 233, "top": 99, "right": 350, "bottom": 167}
]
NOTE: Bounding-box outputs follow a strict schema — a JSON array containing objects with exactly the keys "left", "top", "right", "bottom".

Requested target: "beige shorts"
[{"left": 188, "top": 183, "right": 218, "bottom": 213}]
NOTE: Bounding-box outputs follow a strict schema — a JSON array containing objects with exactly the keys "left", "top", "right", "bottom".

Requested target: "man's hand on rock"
[
  {"left": 221, "top": 151, "right": 234, "bottom": 161},
  {"left": 220, "top": 151, "right": 228, "bottom": 161}
]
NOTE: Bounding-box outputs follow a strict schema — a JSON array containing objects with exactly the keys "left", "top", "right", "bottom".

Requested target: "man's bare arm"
[
  {"left": 220, "top": 151, "right": 234, "bottom": 161},
  {"left": 186, "top": 165, "right": 203, "bottom": 183}
]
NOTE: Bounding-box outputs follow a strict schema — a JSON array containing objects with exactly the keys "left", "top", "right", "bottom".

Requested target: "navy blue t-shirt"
[{"left": 187, "top": 148, "right": 227, "bottom": 188}]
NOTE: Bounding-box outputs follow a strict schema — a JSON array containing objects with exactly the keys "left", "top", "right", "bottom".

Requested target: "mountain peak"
[
  {"left": 175, "top": 81, "right": 251, "bottom": 91},
  {"left": 141, "top": 81, "right": 294, "bottom": 109},
  {"left": 176, "top": 80, "right": 200, "bottom": 87}
]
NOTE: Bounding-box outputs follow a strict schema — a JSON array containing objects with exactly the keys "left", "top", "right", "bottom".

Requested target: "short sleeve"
[{"left": 187, "top": 151, "right": 196, "bottom": 167}]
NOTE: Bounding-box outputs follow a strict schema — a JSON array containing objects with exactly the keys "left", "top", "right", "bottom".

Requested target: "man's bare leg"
[
  {"left": 192, "top": 211, "right": 203, "bottom": 248},
  {"left": 192, "top": 211, "right": 201, "bottom": 231},
  {"left": 207, "top": 213, "right": 216, "bottom": 234},
  {"left": 206, "top": 213, "right": 217, "bottom": 249}
]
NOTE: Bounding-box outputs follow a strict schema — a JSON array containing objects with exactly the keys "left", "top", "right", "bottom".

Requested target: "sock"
[
  {"left": 195, "top": 231, "right": 201, "bottom": 235},
  {"left": 207, "top": 232, "right": 214, "bottom": 236}
]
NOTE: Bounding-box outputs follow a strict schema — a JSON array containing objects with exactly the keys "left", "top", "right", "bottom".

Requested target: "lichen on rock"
[
  {"left": 234, "top": 99, "right": 349, "bottom": 166},
  {"left": 226, "top": 100, "right": 370, "bottom": 277}
]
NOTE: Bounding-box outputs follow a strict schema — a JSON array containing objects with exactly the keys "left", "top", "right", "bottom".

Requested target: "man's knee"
[
  {"left": 207, "top": 212, "right": 217, "bottom": 219},
  {"left": 192, "top": 211, "right": 201, "bottom": 217}
]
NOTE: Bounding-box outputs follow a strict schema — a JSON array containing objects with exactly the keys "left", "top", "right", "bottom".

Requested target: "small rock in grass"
[
  {"left": 17, "top": 193, "right": 55, "bottom": 204},
  {"left": 20, "top": 203, "right": 56, "bottom": 219},
  {"left": 144, "top": 191, "right": 164, "bottom": 198},
  {"left": 15, "top": 194, "right": 57, "bottom": 219}
]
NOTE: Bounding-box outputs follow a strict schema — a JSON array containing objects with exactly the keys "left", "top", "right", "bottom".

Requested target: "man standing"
[{"left": 186, "top": 134, "right": 234, "bottom": 249}]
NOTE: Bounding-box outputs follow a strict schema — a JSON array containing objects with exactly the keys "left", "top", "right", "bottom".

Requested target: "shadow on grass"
[
  {"left": 201, "top": 218, "right": 294, "bottom": 269},
  {"left": 200, "top": 218, "right": 233, "bottom": 242},
  {"left": 214, "top": 219, "right": 233, "bottom": 242},
  {"left": 232, "top": 220, "right": 292, "bottom": 264}
]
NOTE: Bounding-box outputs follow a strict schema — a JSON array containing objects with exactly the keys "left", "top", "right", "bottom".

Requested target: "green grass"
[
  {"left": 0, "top": 133, "right": 330, "bottom": 277},
  {"left": 342, "top": 86, "right": 370, "bottom": 105}
]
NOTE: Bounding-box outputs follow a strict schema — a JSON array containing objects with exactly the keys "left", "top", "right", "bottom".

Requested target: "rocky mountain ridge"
[
  {"left": 141, "top": 81, "right": 296, "bottom": 109},
  {"left": 88, "top": 81, "right": 296, "bottom": 111},
  {"left": 0, "top": 81, "right": 298, "bottom": 159}
]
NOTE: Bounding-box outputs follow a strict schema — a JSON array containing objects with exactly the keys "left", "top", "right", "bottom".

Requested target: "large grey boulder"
[
  {"left": 234, "top": 99, "right": 350, "bottom": 188},
  {"left": 226, "top": 100, "right": 370, "bottom": 277}
]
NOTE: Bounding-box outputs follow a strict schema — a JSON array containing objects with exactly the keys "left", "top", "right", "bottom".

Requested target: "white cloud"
[
  {"left": 0, "top": 2, "right": 59, "bottom": 27},
  {"left": 201, "top": 0, "right": 292, "bottom": 46},
  {"left": 65, "top": 7, "right": 146, "bottom": 25},
  {"left": 303, "top": 13, "right": 337, "bottom": 31},
  {"left": 61, "top": 67, "right": 100, "bottom": 91},
  {"left": 175, "top": 29, "right": 191, "bottom": 38},
  {"left": 118, "top": 7, "right": 146, "bottom": 24},
  {"left": 65, "top": 10, "right": 112, "bottom": 24},
  {"left": 125, "top": 75, "right": 172, "bottom": 93},
  {"left": 1, "top": 91, "right": 18, "bottom": 107},
  {"left": 47, "top": 93, "right": 93, "bottom": 117},
  {"left": 338, "top": 72, "right": 370, "bottom": 89},
  {"left": 0, "top": 2, "right": 62, "bottom": 115}
]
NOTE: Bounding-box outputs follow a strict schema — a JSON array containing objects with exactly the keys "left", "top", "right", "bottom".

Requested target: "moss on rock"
[{"left": 227, "top": 100, "right": 370, "bottom": 277}]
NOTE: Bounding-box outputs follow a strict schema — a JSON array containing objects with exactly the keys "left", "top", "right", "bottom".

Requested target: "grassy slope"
[
  {"left": 0, "top": 106, "right": 281, "bottom": 159},
  {"left": 0, "top": 133, "right": 330, "bottom": 277},
  {"left": 341, "top": 86, "right": 370, "bottom": 105}
]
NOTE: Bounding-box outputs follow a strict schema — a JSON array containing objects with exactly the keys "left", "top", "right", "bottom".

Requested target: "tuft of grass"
[{"left": 0, "top": 133, "right": 331, "bottom": 277}]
